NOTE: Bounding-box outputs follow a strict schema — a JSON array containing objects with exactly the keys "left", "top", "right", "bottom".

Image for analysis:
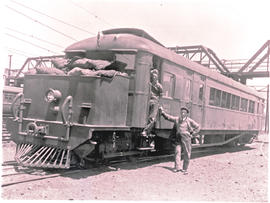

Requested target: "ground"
[{"left": 1, "top": 133, "right": 268, "bottom": 201}]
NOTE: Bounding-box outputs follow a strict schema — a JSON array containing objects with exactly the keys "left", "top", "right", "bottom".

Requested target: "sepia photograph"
[{"left": 1, "top": 0, "right": 269, "bottom": 201}]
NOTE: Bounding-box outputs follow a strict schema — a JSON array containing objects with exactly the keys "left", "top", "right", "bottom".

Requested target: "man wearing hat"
[{"left": 159, "top": 106, "right": 200, "bottom": 174}]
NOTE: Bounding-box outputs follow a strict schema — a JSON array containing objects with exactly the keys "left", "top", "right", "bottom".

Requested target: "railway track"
[
  {"left": 2, "top": 122, "right": 266, "bottom": 189},
  {"left": 2, "top": 123, "right": 12, "bottom": 143},
  {"left": 2, "top": 118, "right": 11, "bottom": 143},
  {"left": 1, "top": 147, "right": 219, "bottom": 188}
]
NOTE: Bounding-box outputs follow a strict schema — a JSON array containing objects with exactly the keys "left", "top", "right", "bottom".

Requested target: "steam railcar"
[{"left": 6, "top": 28, "right": 265, "bottom": 169}]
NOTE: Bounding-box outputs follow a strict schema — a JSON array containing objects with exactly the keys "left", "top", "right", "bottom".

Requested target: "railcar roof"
[
  {"left": 102, "top": 28, "right": 164, "bottom": 47},
  {"left": 65, "top": 29, "right": 264, "bottom": 99}
]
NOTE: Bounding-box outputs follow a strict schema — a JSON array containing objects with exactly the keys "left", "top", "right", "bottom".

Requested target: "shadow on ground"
[{"left": 57, "top": 144, "right": 257, "bottom": 180}]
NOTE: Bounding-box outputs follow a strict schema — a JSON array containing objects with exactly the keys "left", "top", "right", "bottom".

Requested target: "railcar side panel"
[
  {"left": 159, "top": 60, "right": 182, "bottom": 128},
  {"left": 159, "top": 59, "right": 205, "bottom": 129},
  {"left": 23, "top": 76, "right": 70, "bottom": 120},
  {"left": 23, "top": 75, "right": 129, "bottom": 126},
  {"left": 204, "top": 77, "right": 261, "bottom": 132}
]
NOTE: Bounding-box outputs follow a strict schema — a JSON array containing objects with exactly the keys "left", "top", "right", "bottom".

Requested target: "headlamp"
[{"left": 45, "top": 88, "right": 62, "bottom": 103}]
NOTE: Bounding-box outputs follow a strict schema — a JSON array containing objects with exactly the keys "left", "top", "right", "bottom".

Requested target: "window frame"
[
  {"left": 184, "top": 78, "right": 192, "bottom": 101},
  {"left": 248, "top": 100, "right": 255, "bottom": 113},
  {"left": 240, "top": 98, "right": 248, "bottom": 112},
  {"left": 162, "top": 71, "right": 175, "bottom": 98}
]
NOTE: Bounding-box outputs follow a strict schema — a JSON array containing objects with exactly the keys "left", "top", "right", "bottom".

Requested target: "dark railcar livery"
[{"left": 6, "top": 28, "right": 265, "bottom": 168}]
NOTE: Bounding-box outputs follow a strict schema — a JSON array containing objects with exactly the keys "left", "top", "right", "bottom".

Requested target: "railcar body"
[{"left": 6, "top": 28, "right": 265, "bottom": 169}]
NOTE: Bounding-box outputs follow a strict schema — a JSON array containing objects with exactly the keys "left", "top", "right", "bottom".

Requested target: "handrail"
[
  {"left": 10, "top": 93, "right": 23, "bottom": 120},
  {"left": 60, "top": 96, "right": 73, "bottom": 125}
]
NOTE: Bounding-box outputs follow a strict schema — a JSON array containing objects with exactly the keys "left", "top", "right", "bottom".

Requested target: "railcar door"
[
  {"left": 158, "top": 60, "right": 180, "bottom": 130},
  {"left": 189, "top": 74, "right": 205, "bottom": 127}
]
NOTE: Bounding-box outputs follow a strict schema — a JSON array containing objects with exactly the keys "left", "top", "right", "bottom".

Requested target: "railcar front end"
[{"left": 6, "top": 74, "right": 134, "bottom": 168}]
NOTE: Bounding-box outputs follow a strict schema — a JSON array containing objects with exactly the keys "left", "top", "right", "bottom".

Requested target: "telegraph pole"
[
  {"left": 6, "top": 55, "right": 13, "bottom": 86},
  {"left": 8, "top": 55, "right": 12, "bottom": 78},
  {"left": 266, "top": 84, "right": 269, "bottom": 133}
]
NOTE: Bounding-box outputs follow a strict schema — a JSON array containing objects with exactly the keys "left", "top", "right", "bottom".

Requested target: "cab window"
[
  {"left": 240, "top": 98, "right": 248, "bottom": 112},
  {"left": 162, "top": 72, "right": 175, "bottom": 98},
  {"left": 248, "top": 100, "right": 255, "bottom": 113}
]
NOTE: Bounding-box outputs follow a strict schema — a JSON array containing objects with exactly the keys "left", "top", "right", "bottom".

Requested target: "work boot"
[
  {"left": 141, "top": 131, "right": 147, "bottom": 137},
  {"left": 90, "top": 140, "right": 97, "bottom": 145},
  {"left": 149, "top": 140, "right": 155, "bottom": 149},
  {"left": 182, "top": 170, "right": 188, "bottom": 175}
]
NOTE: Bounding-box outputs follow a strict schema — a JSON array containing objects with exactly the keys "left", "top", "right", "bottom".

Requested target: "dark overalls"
[
  {"left": 144, "top": 82, "right": 163, "bottom": 134},
  {"left": 161, "top": 113, "right": 200, "bottom": 171}
]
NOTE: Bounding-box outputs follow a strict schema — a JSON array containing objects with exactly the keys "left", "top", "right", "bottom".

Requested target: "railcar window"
[
  {"left": 209, "top": 88, "right": 215, "bottom": 105},
  {"left": 199, "top": 84, "right": 204, "bottom": 101},
  {"left": 231, "top": 95, "right": 235, "bottom": 109},
  {"left": 240, "top": 98, "right": 248, "bottom": 112},
  {"left": 248, "top": 100, "right": 255, "bottom": 113},
  {"left": 231, "top": 95, "right": 240, "bottom": 110},
  {"left": 236, "top": 96, "right": 240, "bottom": 110},
  {"left": 214, "top": 89, "right": 221, "bottom": 106},
  {"left": 184, "top": 79, "right": 192, "bottom": 101},
  {"left": 221, "top": 91, "right": 227, "bottom": 108},
  {"left": 226, "top": 93, "right": 231, "bottom": 109},
  {"left": 153, "top": 55, "right": 162, "bottom": 70},
  {"left": 115, "top": 54, "right": 135, "bottom": 70},
  {"left": 163, "top": 72, "right": 175, "bottom": 98},
  {"left": 174, "top": 76, "right": 182, "bottom": 99},
  {"left": 209, "top": 87, "right": 221, "bottom": 106},
  {"left": 208, "top": 87, "right": 255, "bottom": 113}
]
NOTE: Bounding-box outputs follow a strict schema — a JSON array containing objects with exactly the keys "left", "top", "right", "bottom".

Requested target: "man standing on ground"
[{"left": 159, "top": 106, "right": 200, "bottom": 174}]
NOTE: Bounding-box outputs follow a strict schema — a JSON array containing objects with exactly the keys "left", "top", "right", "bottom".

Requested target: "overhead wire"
[
  {"left": 9, "top": 0, "right": 96, "bottom": 35},
  {"left": 6, "top": 27, "right": 65, "bottom": 49},
  {"left": 69, "top": 0, "right": 115, "bottom": 28},
  {"left": 6, "top": 47, "right": 34, "bottom": 57},
  {"left": 6, "top": 33, "right": 62, "bottom": 55},
  {"left": 6, "top": 5, "right": 78, "bottom": 41}
]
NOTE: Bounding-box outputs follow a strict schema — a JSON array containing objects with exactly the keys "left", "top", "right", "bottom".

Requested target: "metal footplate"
[
  {"left": 15, "top": 143, "right": 71, "bottom": 169},
  {"left": 136, "top": 147, "right": 156, "bottom": 152}
]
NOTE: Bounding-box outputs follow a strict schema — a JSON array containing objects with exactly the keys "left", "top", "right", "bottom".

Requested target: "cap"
[
  {"left": 180, "top": 107, "right": 189, "bottom": 113},
  {"left": 150, "top": 69, "right": 159, "bottom": 75}
]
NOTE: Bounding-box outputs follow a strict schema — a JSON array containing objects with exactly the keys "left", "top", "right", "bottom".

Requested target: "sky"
[{"left": 1, "top": 0, "right": 270, "bottom": 86}]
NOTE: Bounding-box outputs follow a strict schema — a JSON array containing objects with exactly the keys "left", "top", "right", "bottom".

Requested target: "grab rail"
[{"left": 10, "top": 93, "right": 23, "bottom": 121}]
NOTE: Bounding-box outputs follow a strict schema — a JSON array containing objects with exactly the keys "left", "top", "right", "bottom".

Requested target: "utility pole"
[
  {"left": 8, "top": 55, "right": 12, "bottom": 78},
  {"left": 266, "top": 84, "right": 269, "bottom": 133},
  {"left": 6, "top": 55, "right": 13, "bottom": 86}
]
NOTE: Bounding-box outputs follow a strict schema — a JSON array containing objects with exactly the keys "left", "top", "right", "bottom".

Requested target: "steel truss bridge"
[{"left": 168, "top": 40, "right": 269, "bottom": 133}]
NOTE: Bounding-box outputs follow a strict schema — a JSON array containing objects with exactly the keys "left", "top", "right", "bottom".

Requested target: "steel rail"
[
  {"left": 2, "top": 143, "right": 255, "bottom": 188},
  {"left": 1, "top": 169, "right": 85, "bottom": 187},
  {"left": 1, "top": 147, "right": 218, "bottom": 188}
]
